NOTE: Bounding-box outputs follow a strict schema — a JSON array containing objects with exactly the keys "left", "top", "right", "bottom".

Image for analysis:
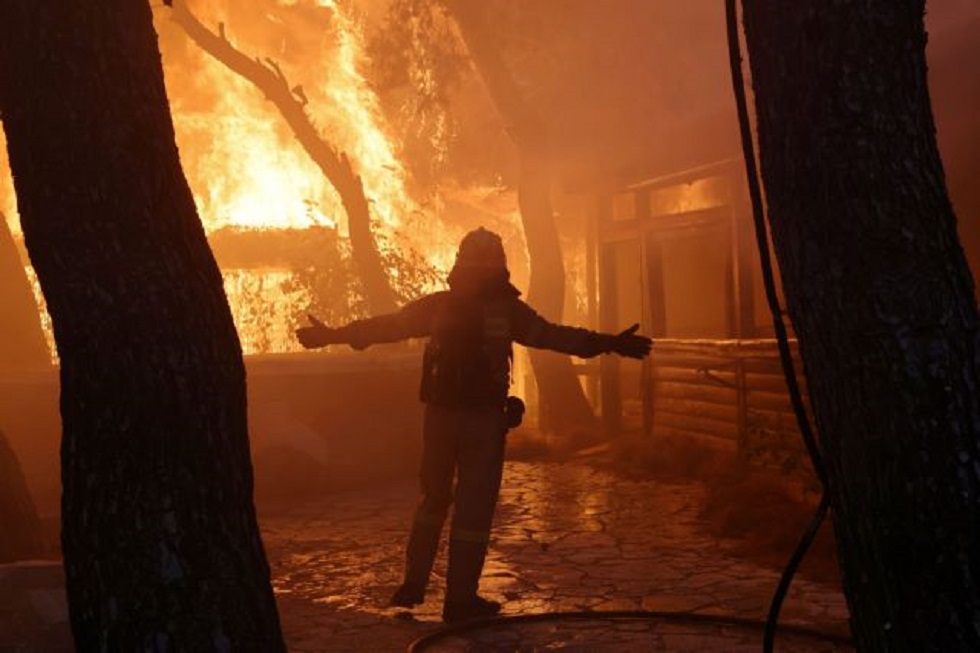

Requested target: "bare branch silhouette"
[{"left": 171, "top": 0, "right": 399, "bottom": 314}]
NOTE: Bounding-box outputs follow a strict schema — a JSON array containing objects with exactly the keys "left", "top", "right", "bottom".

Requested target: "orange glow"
[
  {"left": 0, "top": 1, "right": 529, "bottom": 357},
  {"left": 162, "top": 0, "right": 415, "bottom": 236},
  {"left": 314, "top": 0, "right": 413, "bottom": 234},
  {"left": 173, "top": 98, "right": 337, "bottom": 232},
  {"left": 223, "top": 269, "right": 310, "bottom": 354},
  {"left": 0, "top": 129, "right": 18, "bottom": 235}
]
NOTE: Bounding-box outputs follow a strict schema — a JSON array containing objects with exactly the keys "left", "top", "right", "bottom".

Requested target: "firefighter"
[{"left": 296, "top": 227, "right": 652, "bottom": 622}]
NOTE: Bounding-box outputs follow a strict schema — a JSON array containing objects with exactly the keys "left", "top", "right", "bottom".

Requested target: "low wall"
[{"left": 0, "top": 345, "right": 426, "bottom": 517}]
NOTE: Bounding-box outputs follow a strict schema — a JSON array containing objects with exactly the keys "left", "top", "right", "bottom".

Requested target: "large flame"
[
  {"left": 0, "top": 0, "right": 525, "bottom": 358},
  {"left": 162, "top": 0, "right": 415, "bottom": 237},
  {"left": 315, "top": 0, "right": 413, "bottom": 233}
]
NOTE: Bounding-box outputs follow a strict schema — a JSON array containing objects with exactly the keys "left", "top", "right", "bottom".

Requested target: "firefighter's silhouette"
[{"left": 296, "top": 227, "right": 652, "bottom": 622}]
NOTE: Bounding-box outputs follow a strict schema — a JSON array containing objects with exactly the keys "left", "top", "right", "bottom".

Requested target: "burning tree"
[
  {"left": 442, "top": 1, "right": 599, "bottom": 436},
  {"left": 171, "top": 0, "right": 401, "bottom": 317},
  {"left": 740, "top": 1, "right": 980, "bottom": 649},
  {"left": 166, "top": 0, "right": 452, "bottom": 351},
  {"left": 0, "top": 1, "right": 284, "bottom": 648},
  {"left": 369, "top": 0, "right": 599, "bottom": 435}
]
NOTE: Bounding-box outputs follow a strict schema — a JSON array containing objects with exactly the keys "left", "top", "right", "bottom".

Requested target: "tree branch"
[{"left": 170, "top": 0, "right": 399, "bottom": 314}]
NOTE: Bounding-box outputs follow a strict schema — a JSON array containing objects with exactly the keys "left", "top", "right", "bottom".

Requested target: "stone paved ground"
[{"left": 264, "top": 460, "right": 851, "bottom": 652}]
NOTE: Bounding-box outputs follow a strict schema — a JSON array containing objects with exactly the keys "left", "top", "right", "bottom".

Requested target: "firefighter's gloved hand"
[
  {"left": 612, "top": 323, "right": 652, "bottom": 359},
  {"left": 296, "top": 314, "right": 339, "bottom": 349}
]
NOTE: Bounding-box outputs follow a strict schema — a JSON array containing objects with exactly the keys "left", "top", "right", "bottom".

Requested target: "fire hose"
[
  {"left": 406, "top": 610, "right": 851, "bottom": 652},
  {"left": 407, "top": 3, "right": 840, "bottom": 651},
  {"left": 723, "top": 0, "right": 833, "bottom": 651}
]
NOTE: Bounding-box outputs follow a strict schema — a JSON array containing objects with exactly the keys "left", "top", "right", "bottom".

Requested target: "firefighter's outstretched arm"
[
  {"left": 295, "top": 314, "right": 347, "bottom": 349},
  {"left": 295, "top": 294, "right": 438, "bottom": 351},
  {"left": 515, "top": 303, "right": 652, "bottom": 359}
]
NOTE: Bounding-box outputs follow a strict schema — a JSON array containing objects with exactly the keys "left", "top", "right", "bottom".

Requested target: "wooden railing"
[{"left": 638, "top": 340, "right": 812, "bottom": 464}]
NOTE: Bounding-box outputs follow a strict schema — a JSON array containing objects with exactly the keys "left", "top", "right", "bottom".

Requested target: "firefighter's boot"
[
  {"left": 390, "top": 516, "right": 443, "bottom": 607},
  {"left": 442, "top": 538, "right": 501, "bottom": 622}
]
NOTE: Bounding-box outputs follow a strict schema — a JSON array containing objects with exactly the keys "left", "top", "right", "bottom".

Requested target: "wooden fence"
[{"left": 642, "top": 339, "right": 814, "bottom": 468}]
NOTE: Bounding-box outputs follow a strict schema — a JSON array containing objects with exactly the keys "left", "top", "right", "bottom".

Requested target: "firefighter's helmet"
[{"left": 453, "top": 227, "right": 507, "bottom": 270}]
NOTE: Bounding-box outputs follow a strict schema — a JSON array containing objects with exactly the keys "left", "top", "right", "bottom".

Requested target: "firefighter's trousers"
[{"left": 401, "top": 403, "right": 507, "bottom": 604}]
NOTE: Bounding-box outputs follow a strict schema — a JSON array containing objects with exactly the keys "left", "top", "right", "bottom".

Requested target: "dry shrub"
[
  {"left": 700, "top": 455, "right": 840, "bottom": 586},
  {"left": 605, "top": 432, "right": 840, "bottom": 585},
  {"left": 609, "top": 432, "right": 728, "bottom": 483}
]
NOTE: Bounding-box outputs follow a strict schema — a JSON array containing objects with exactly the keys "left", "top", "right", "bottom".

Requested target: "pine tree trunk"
[
  {"left": 0, "top": 213, "right": 49, "bottom": 369},
  {"left": 0, "top": 2, "right": 285, "bottom": 650},
  {"left": 445, "top": 0, "right": 599, "bottom": 436},
  {"left": 517, "top": 147, "right": 600, "bottom": 436},
  {"left": 741, "top": 2, "right": 980, "bottom": 650}
]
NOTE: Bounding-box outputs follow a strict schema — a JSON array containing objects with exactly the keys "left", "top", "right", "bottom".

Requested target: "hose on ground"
[{"left": 406, "top": 609, "right": 851, "bottom": 652}]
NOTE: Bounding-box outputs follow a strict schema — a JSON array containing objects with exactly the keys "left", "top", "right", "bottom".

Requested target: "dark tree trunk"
[
  {"left": 0, "top": 212, "right": 49, "bottom": 369},
  {"left": 445, "top": 0, "right": 599, "bottom": 436},
  {"left": 0, "top": 429, "right": 45, "bottom": 563},
  {"left": 0, "top": 2, "right": 285, "bottom": 650},
  {"left": 741, "top": 2, "right": 980, "bottom": 650},
  {"left": 171, "top": 1, "right": 399, "bottom": 316}
]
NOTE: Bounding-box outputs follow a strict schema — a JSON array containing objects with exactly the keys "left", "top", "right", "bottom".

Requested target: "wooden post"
[
  {"left": 735, "top": 358, "right": 748, "bottom": 457},
  {"left": 728, "top": 174, "right": 742, "bottom": 340},
  {"left": 585, "top": 196, "right": 599, "bottom": 407},
  {"left": 734, "top": 164, "right": 758, "bottom": 338},
  {"left": 597, "top": 195, "right": 621, "bottom": 436},
  {"left": 731, "top": 165, "right": 756, "bottom": 454},
  {"left": 641, "top": 203, "right": 665, "bottom": 438}
]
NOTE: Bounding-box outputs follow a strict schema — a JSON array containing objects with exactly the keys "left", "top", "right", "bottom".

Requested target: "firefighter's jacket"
[{"left": 332, "top": 284, "right": 616, "bottom": 409}]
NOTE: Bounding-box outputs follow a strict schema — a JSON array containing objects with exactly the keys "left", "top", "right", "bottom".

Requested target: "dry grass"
[{"left": 605, "top": 432, "right": 842, "bottom": 586}]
